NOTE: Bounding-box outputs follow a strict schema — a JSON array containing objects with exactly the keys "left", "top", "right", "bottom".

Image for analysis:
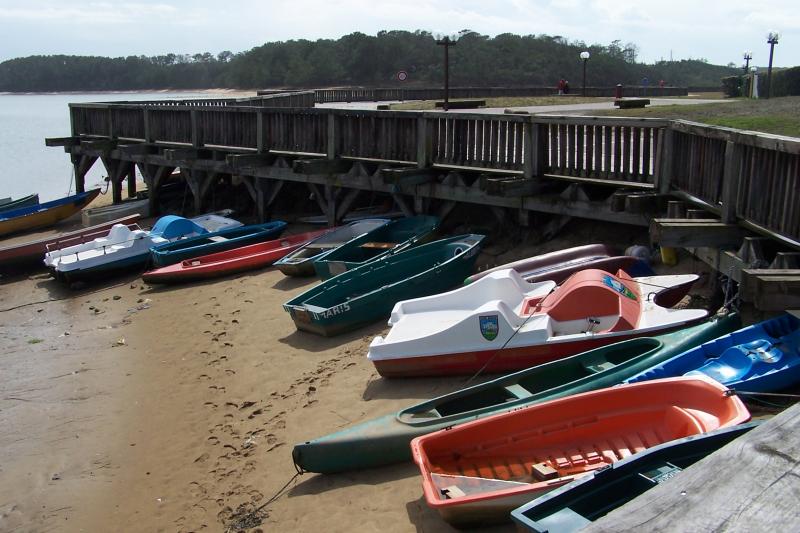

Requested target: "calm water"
[{"left": 0, "top": 92, "right": 222, "bottom": 202}]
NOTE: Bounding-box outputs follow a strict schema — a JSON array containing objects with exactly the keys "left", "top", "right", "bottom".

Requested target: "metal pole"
[
  {"left": 444, "top": 40, "right": 450, "bottom": 111},
  {"left": 766, "top": 42, "right": 775, "bottom": 99},
  {"left": 582, "top": 59, "right": 587, "bottom": 97}
]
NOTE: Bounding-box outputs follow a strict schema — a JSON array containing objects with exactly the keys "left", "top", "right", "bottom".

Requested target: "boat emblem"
[
  {"left": 602, "top": 275, "right": 637, "bottom": 301},
  {"left": 479, "top": 315, "right": 499, "bottom": 341}
]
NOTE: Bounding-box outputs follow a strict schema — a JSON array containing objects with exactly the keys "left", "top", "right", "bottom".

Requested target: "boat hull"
[
  {"left": 56, "top": 251, "right": 151, "bottom": 283},
  {"left": 0, "top": 189, "right": 100, "bottom": 237},
  {"left": 142, "top": 229, "right": 331, "bottom": 284},
  {"left": 411, "top": 376, "right": 750, "bottom": 528},
  {"left": 0, "top": 194, "right": 39, "bottom": 214},
  {"left": 292, "top": 315, "right": 741, "bottom": 474}
]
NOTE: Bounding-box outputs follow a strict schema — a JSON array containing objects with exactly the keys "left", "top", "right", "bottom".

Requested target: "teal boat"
[
  {"left": 284, "top": 234, "right": 484, "bottom": 337},
  {"left": 291, "top": 313, "right": 740, "bottom": 474},
  {"left": 312, "top": 215, "right": 439, "bottom": 280},
  {"left": 150, "top": 221, "right": 287, "bottom": 267}
]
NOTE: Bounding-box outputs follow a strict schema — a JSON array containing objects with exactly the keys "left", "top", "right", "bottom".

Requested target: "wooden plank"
[
  {"left": 650, "top": 219, "right": 745, "bottom": 248},
  {"left": 585, "top": 403, "right": 800, "bottom": 532},
  {"left": 381, "top": 167, "right": 438, "bottom": 187},
  {"left": 293, "top": 158, "right": 351, "bottom": 174}
]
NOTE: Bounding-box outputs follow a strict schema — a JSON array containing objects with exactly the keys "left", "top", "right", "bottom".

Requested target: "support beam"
[
  {"left": 226, "top": 153, "right": 275, "bottom": 171},
  {"left": 100, "top": 157, "right": 134, "bottom": 204},
  {"left": 45, "top": 136, "right": 80, "bottom": 148},
  {"left": 740, "top": 269, "right": 800, "bottom": 310},
  {"left": 437, "top": 201, "right": 458, "bottom": 222},
  {"left": 306, "top": 183, "right": 330, "bottom": 220},
  {"left": 650, "top": 219, "right": 745, "bottom": 248},
  {"left": 382, "top": 167, "right": 437, "bottom": 187},
  {"left": 137, "top": 164, "right": 175, "bottom": 216},
  {"left": 482, "top": 176, "right": 540, "bottom": 197},
  {"left": 293, "top": 158, "right": 352, "bottom": 175},
  {"left": 392, "top": 194, "right": 415, "bottom": 218},
  {"left": 335, "top": 189, "right": 361, "bottom": 223},
  {"left": 126, "top": 166, "right": 136, "bottom": 199},
  {"left": 253, "top": 178, "right": 284, "bottom": 222},
  {"left": 117, "top": 143, "right": 157, "bottom": 156},
  {"left": 70, "top": 154, "right": 98, "bottom": 194}
]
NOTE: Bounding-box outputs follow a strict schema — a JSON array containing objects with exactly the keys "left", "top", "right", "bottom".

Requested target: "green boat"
[
  {"left": 312, "top": 215, "right": 439, "bottom": 280},
  {"left": 284, "top": 234, "right": 484, "bottom": 337},
  {"left": 291, "top": 313, "right": 740, "bottom": 474}
]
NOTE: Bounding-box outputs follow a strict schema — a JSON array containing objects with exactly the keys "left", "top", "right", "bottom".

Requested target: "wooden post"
[
  {"left": 127, "top": 166, "right": 136, "bottom": 198},
  {"left": 720, "top": 140, "right": 742, "bottom": 224},
  {"left": 327, "top": 113, "right": 336, "bottom": 160},
  {"left": 256, "top": 111, "right": 266, "bottom": 153},
  {"left": 416, "top": 116, "right": 431, "bottom": 169},
  {"left": 656, "top": 127, "right": 673, "bottom": 194},
  {"left": 143, "top": 109, "right": 153, "bottom": 143},
  {"left": 191, "top": 110, "right": 200, "bottom": 148}
]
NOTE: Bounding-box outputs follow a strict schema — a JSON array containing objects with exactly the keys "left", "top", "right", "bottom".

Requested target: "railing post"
[
  {"left": 656, "top": 127, "right": 674, "bottom": 194},
  {"left": 143, "top": 109, "right": 153, "bottom": 143},
  {"left": 416, "top": 116, "right": 431, "bottom": 169},
  {"left": 326, "top": 113, "right": 336, "bottom": 160},
  {"left": 257, "top": 110, "right": 266, "bottom": 153},
  {"left": 720, "top": 141, "right": 743, "bottom": 224},
  {"left": 107, "top": 110, "right": 115, "bottom": 140},
  {"left": 190, "top": 109, "right": 200, "bottom": 148},
  {"left": 523, "top": 119, "right": 544, "bottom": 179}
]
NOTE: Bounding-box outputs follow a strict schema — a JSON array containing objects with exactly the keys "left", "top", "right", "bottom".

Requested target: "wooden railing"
[{"left": 67, "top": 101, "right": 800, "bottom": 244}]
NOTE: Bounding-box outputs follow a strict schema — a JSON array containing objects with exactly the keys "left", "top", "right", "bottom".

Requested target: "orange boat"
[{"left": 410, "top": 376, "right": 750, "bottom": 528}]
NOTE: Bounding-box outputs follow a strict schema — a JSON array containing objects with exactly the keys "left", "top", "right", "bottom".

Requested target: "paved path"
[{"left": 318, "top": 98, "right": 731, "bottom": 114}]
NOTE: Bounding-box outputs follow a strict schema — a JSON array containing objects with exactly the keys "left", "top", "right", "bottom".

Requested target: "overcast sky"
[{"left": 0, "top": 0, "right": 797, "bottom": 67}]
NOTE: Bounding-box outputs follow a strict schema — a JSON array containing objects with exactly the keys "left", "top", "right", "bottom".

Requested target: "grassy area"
[
  {"left": 591, "top": 96, "right": 800, "bottom": 137},
  {"left": 390, "top": 96, "right": 613, "bottom": 110}
]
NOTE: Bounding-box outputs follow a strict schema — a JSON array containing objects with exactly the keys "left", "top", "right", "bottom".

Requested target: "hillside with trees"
[{"left": 0, "top": 30, "right": 737, "bottom": 92}]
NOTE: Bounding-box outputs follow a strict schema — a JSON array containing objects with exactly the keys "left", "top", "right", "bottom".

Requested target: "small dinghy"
[
  {"left": 142, "top": 228, "right": 332, "bottom": 284},
  {"left": 46, "top": 215, "right": 207, "bottom": 282},
  {"left": 0, "top": 189, "right": 100, "bottom": 237},
  {"left": 0, "top": 214, "right": 139, "bottom": 270},
  {"left": 150, "top": 221, "right": 287, "bottom": 267},
  {"left": 464, "top": 244, "right": 652, "bottom": 286},
  {"left": 291, "top": 314, "right": 740, "bottom": 474},
  {"left": 411, "top": 376, "right": 750, "bottom": 528},
  {"left": 510, "top": 422, "right": 759, "bottom": 533},
  {"left": 368, "top": 268, "right": 704, "bottom": 377},
  {"left": 312, "top": 215, "right": 439, "bottom": 280},
  {"left": 284, "top": 235, "right": 484, "bottom": 336},
  {"left": 274, "top": 219, "right": 390, "bottom": 277},
  {"left": 625, "top": 313, "right": 800, "bottom": 392},
  {"left": 0, "top": 193, "right": 39, "bottom": 214}
]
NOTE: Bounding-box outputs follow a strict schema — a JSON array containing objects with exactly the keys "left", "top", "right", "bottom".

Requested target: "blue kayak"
[
  {"left": 625, "top": 313, "right": 800, "bottom": 392},
  {"left": 150, "top": 221, "right": 287, "bottom": 267}
]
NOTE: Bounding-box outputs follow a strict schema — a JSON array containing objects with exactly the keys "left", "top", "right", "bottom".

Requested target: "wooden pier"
[{"left": 46, "top": 93, "right": 800, "bottom": 310}]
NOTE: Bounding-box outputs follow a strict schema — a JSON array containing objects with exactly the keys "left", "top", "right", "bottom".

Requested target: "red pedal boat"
[
  {"left": 410, "top": 375, "right": 750, "bottom": 528},
  {"left": 142, "top": 228, "right": 333, "bottom": 284}
]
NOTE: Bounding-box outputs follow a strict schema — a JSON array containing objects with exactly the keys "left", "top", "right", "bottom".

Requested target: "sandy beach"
[{"left": 0, "top": 214, "right": 721, "bottom": 533}]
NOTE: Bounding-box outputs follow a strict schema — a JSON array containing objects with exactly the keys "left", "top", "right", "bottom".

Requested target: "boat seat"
[
  {"left": 533, "top": 507, "right": 592, "bottom": 532},
  {"left": 503, "top": 384, "right": 533, "bottom": 400},
  {"left": 360, "top": 241, "right": 397, "bottom": 249},
  {"left": 304, "top": 242, "right": 337, "bottom": 249},
  {"left": 582, "top": 359, "right": 616, "bottom": 374},
  {"left": 208, "top": 236, "right": 228, "bottom": 243},
  {"left": 686, "top": 340, "right": 776, "bottom": 385}
]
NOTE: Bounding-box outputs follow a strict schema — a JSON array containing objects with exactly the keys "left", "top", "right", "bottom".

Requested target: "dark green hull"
[
  {"left": 284, "top": 234, "right": 484, "bottom": 336},
  {"left": 291, "top": 314, "right": 741, "bottom": 474},
  {"left": 312, "top": 215, "right": 439, "bottom": 280}
]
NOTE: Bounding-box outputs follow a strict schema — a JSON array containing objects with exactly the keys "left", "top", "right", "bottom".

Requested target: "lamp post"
[
  {"left": 742, "top": 51, "right": 752, "bottom": 73},
  {"left": 580, "top": 51, "right": 590, "bottom": 97},
  {"left": 765, "top": 30, "right": 780, "bottom": 99},
  {"left": 434, "top": 31, "right": 461, "bottom": 111}
]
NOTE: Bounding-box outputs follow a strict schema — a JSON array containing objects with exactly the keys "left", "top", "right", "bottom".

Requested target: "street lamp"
[
  {"left": 433, "top": 31, "right": 462, "bottom": 111},
  {"left": 580, "top": 51, "right": 590, "bottom": 97},
  {"left": 765, "top": 30, "right": 780, "bottom": 99},
  {"left": 742, "top": 51, "right": 752, "bottom": 73}
]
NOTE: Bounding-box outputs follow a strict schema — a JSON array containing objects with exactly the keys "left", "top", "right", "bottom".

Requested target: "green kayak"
[
  {"left": 291, "top": 313, "right": 740, "bottom": 474},
  {"left": 312, "top": 215, "right": 439, "bottom": 280},
  {"left": 284, "top": 234, "right": 484, "bottom": 337}
]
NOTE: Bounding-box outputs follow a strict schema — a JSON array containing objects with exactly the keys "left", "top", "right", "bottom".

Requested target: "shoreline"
[{"left": 0, "top": 88, "right": 261, "bottom": 97}]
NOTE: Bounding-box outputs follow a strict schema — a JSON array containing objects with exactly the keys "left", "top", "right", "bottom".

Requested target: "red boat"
[
  {"left": 141, "top": 228, "right": 333, "bottom": 284},
  {"left": 411, "top": 376, "right": 750, "bottom": 528},
  {"left": 0, "top": 214, "right": 140, "bottom": 270}
]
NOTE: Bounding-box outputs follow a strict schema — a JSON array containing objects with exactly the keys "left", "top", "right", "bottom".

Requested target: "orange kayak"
[
  {"left": 142, "top": 228, "right": 333, "bottom": 283},
  {"left": 410, "top": 376, "right": 750, "bottom": 528}
]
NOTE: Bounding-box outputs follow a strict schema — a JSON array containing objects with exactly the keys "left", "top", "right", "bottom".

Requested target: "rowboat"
[
  {"left": 81, "top": 198, "right": 150, "bottom": 225},
  {"left": 410, "top": 376, "right": 750, "bottom": 528},
  {"left": 510, "top": 422, "right": 759, "bottom": 532},
  {"left": 368, "top": 268, "right": 705, "bottom": 377},
  {"left": 274, "top": 219, "right": 390, "bottom": 277},
  {"left": 291, "top": 314, "right": 740, "bottom": 474},
  {"left": 0, "top": 214, "right": 140, "bottom": 270},
  {"left": 313, "top": 215, "right": 439, "bottom": 280},
  {"left": 142, "top": 228, "right": 333, "bottom": 284},
  {"left": 464, "top": 244, "right": 652, "bottom": 286},
  {"left": 625, "top": 313, "right": 800, "bottom": 392},
  {"left": 150, "top": 221, "right": 287, "bottom": 267},
  {"left": 284, "top": 234, "right": 485, "bottom": 336},
  {"left": 46, "top": 215, "right": 208, "bottom": 283},
  {"left": 0, "top": 189, "right": 100, "bottom": 237},
  {"left": 0, "top": 194, "right": 39, "bottom": 214}
]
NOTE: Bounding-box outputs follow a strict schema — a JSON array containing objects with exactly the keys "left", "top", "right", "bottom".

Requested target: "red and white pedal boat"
[{"left": 367, "top": 268, "right": 704, "bottom": 377}]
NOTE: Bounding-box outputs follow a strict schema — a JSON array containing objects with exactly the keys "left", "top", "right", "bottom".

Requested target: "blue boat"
[
  {"left": 150, "top": 221, "right": 287, "bottom": 267},
  {"left": 0, "top": 194, "right": 39, "bottom": 214},
  {"left": 510, "top": 422, "right": 759, "bottom": 533},
  {"left": 0, "top": 189, "right": 100, "bottom": 237},
  {"left": 625, "top": 313, "right": 800, "bottom": 392}
]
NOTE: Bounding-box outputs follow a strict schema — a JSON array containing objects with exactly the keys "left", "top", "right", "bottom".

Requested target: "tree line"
[{"left": 0, "top": 30, "right": 737, "bottom": 92}]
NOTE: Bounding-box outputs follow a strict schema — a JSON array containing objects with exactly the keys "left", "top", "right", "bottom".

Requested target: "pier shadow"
[
  {"left": 361, "top": 373, "right": 497, "bottom": 401},
  {"left": 405, "top": 496, "right": 516, "bottom": 533},
  {"left": 33, "top": 270, "right": 143, "bottom": 299},
  {"left": 271, "top": 275, "right": 317, "bottom": 292},
  {"left": 288, "top": 462, "right": 419, "bottom": 498},
  {"left": 278, "top": 321, "right": 387, "bottom": 353}
]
